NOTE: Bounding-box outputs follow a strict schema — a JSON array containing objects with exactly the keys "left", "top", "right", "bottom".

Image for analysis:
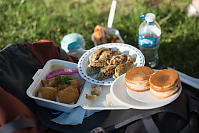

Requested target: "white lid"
[{"left": 145, "top": 13, "right": 156, "bottom": 22}]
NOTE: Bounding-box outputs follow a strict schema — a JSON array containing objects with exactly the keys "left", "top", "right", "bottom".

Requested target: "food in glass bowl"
[{"left": 92, "top": 25, "right": 121, "bottom": 45}]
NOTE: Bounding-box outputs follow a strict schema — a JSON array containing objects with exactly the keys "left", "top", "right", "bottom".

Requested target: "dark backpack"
[{"left": 0, "top": 41, "right": 199, "bottom": 133}]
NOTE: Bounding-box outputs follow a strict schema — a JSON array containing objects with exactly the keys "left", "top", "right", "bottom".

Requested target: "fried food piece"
[
  {"left": 98, "top": 51, "right": 113, "bottom": 61},
  {"left": 96, "top": 65, "right": 117, "bottom": 80},
  {"left": 57, "top": 79, "right": 79, "bottom": 90},
  {"left": 113, "top": 62, "right": 135, "bottom": 79},
  {"left": 69, "top": 79, "right": 79, "bottom": 89},
  {"left": 86, "top": 94, "right": 98, "bottom": 101},
  {"left": 89, "top": 60, "right": 108, "bottom": 67},
  {"left": 37, "top": 87, "right": 57, "bottom": 101},
  {"left": 41, "top": 77, "right": 57, "bottom": 87},
  {"left": 111, "top": 50, "right": 122, "bottom": 56},
  {"left": 91, "top": 86, "right": 102, "bottom": 96},
  {"left": 41, "top": 75, "right": 72, "bottom": 87},
  {"left": 108, "top": 54, "right": 128, "bottom": 65},
  {"left": 87, "top": 66, "right": 101, "bottom": 76},
  {"left": 98, "top": 50, "right": 121, "bottom": 61},
  {"left": 89, "top": 48, "right": 104, "bottom": 63},
  {"left": 89, "top": 48, "right": 111, "bottom": 62},
  {"left": 126, "top": 54, "right": 135, "bottom": 63},
  {"left": 57, "top": 86, "right": 80, "bottom": 104}
]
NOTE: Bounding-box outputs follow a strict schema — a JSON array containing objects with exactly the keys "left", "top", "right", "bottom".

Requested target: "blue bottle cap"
[{"left": 140, "top": 14, "right": 145, "bottom": 19}]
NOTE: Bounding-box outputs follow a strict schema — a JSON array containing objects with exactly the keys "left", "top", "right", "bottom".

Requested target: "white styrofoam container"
[
  {"left": 26, "top": 59, "right": 128, "bottom": 112},
  {"left": 26, "top": 59, "right": 86, "bottom": 112}
]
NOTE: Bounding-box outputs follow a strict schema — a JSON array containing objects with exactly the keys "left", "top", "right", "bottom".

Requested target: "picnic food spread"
[
  {"left": 93, "top": 25, "right": 121, "bottom": 45},
  {"left": 125, "top": 66, "right": 154, "bottom": 92},
  {"left": 87, "top": 47, "right": 135, "bottom": 80},
  {"left": 36, "top": 68, "right": 80, "bottom": 104},
  {"left": 27, "top": 43, "right": 182, "bottom": 112},
  {"left": 149, "top": 69, "right": 182, "bottom": 98}
]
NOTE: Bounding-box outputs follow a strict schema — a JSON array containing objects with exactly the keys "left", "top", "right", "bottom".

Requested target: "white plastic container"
[
  {"left": 26, "top": 59, "right": 128, "bottom": 112},
  {"left": 26, "top": 59, "right": 85, "bottom": 112}
]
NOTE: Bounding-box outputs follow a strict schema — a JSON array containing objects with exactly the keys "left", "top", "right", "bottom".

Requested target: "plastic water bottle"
[
  {"left": 61, "top": 33, "right": 86, "bottom": 58},
  {"left": 138, "top": 13, "right": 161, "bottom": 68}
]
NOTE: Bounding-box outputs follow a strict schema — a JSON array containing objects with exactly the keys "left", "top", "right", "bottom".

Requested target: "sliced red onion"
[{"left": 46, "top": 68, "right": 78, "bottom": 79}]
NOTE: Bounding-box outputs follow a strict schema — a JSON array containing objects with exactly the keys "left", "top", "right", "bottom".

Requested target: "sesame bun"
[
  {"left": 125, "top": 66, "right": 154, "bottom": 92},
  {"left": 149, "top": 69, "right": 181, "bottom": 98}
]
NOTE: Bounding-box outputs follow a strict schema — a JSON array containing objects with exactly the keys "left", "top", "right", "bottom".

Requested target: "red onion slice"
[{"left": 46, "top": 68, "right": 78, "bottom": 79}]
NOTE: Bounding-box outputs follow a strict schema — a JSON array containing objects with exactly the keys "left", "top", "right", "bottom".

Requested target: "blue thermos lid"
[{"left": 61, "top": 33, "right": 85, "bottom": 53}]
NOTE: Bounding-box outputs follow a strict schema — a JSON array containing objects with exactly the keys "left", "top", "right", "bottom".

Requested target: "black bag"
[{"left": 0, "top": 41, "right": 199, "bottom": 133}]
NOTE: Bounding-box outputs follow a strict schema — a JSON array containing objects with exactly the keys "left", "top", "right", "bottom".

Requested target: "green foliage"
[
  {"left": 56, "top": 75, "right": 71, "bottom": 85},
  {"left": 0, "top": 0, "right": 198, "bottom": 75}
]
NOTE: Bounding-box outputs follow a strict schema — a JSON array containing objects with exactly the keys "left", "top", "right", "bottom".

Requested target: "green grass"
[{"left": 0, "top": 0, "right": 198, "bottom": 75}]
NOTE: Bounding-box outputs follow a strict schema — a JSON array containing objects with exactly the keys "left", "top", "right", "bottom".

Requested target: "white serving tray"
[
  {"left": 80, "top": 81, "right": 128, "bottom": 110},
  {"left": 26, "top": 59, "right": 128, "bottom": 113}
]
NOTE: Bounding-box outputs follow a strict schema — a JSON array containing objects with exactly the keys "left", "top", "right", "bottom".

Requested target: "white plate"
[
  {"left": 110, "top": 74, "right": 182, "bottom": 109},
  {"left": 78, "top": 43, "right": 145, "bottom": 86}
]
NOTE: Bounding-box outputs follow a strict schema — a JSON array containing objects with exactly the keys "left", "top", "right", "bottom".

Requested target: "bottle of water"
[
  {"left": 138, "top": 13, "right": 161, "bottom": 68},
  {"left": 61, "top": 33, "right": 86, "bottom": 58}
]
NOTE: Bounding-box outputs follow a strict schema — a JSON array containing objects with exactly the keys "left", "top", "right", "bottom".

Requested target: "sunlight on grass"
[{"left": 0, "top": 0, "right": 198, "bottom": 75}]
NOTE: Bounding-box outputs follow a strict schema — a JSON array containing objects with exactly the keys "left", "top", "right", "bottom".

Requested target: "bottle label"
[{"left": 138, "top": 34, "right": 160, "bottom": 48}]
